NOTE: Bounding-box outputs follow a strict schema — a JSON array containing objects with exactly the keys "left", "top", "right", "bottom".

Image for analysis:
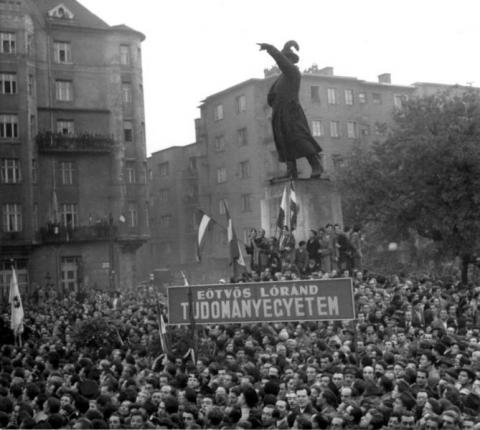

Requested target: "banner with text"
[{"left": 167, "top": 278, "right": 355, "bottom": 325}]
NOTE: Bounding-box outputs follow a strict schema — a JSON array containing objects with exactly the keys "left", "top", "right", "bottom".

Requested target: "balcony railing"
[
  {"left": 36, "top": 131, "right": 115, "bottom": 153},
  {"left": 37, "top": 222, "right": 117, "bottom": 244}
]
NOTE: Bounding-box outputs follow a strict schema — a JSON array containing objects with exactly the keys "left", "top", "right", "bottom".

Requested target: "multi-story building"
[
  {"left": 144, "top": 66, "right": 413, "bottom": 283},
  {"left": 0, "top": 0, "right": 149, "bottom": 301}
]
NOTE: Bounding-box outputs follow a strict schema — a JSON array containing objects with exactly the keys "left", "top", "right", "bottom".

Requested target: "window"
[
  {"left": 216, "top": 167, "right": 227, "bottom": 183},
  {"left": 120, "top": 45, "right": 130, "bottom": 65},
  {"left": 0, "top": 73, "right": 16, "bottom": 94},
  {"left": 0, "top": 159, "right": 21, "bottom": 183},
  {"left": 332, "top": 154, "right": 344, "bottom": 169},
  {"left": 32, "top": 159, "right": 37, "bottom": 184},
  {"left": 347, "top": 121, "right": 357, "bottom": 138},
  {"left": 60, "top": 161, "right": 74, "bottom": 185},
  {"left": 312, "top": 120, "right": 324, "bottom": 137},
  {"left": 28, "top": 74, "right": 34, "bottom": 96},
  {"left": 358, "top": 92, "right": 367, "bottom": 104},
  {"left": 53, "top": 41, "right": 72, "bottom": 63},
  {"left": 345, "top": 89, "right": 354, "bottom": 105},
  {"left": 0, "top": 114, "right": 18, "bottom": 138},
  {"left": 375, "top": 122, "right": 387, "bottom": 135},
  {"left": 241, "top": 194, "right": 252, "bottom": 212},
  {"left": 237, "top": 128, "right": 247, "bottom": 146},
  {"left": 0, "top": 33, "right": 16, "bottom": 54},
  {"left": 159, "top": 189, "right": 169, "bottom": 203},
  {"left": 126, "top": 162, "right": 136, "bottom": 184},
  {"left": 60, "top": 256, "right": 79, "bottom": 294},
  {"left": 219, "top": 200, "right": 227, "bottom": 215},
  {"left": 33, "top": 203, "right": 39, "bottom": 232},
  {"left": 3, "top": 204, "right": 22, "bottom": 232},
  {"left": 55, "top": 80, "right": 73, "bottom": 101},
  {"left": 160, "top": 214, "right": 172, "bottom": 227},
  {"left": 145, "top": 203, "right": 150, "bottom": 229},
  {"left": 240, "top": 160, "right": 250, "bottom": 179},
  {"left": 57, "top": 119, "right": 74, "bottom": 135},
  {"left": 235, "top": 95, "right": 246, "bottom": 113},
  {"left": 330, "top": 121, "right": 340, "bottom": 138},
  {"left": 214, "top": 104, "right": 223, "bottom": 121},
  {"left": 394, "top": 94, "right": 408, "bottom": 109},
  {"left": 214, "top": 135, "right": 225, "bottom": 152},
  {"left": 122, "top": 83, "right": 132, "bottom": 104},
  {"left": 61, "top": 203, "right": 77, "bottom": 227},
  {"left": 327, "top": 88, "right": 337, "bottom": 104},
  {"left": 360, "top": 125, "right": 370, "bottom": 136},
  {"left": 128, "top": 204, "right": 137, "bottom": 227},
  {"left": 311, "top": 86, "right": 321, "bottom": 103},
  {"left": 158, "top": 162, "right": 169, "bottom": 177},
  {"left": 30, "top": 115, "right": 36, "bottom": 138},
  {"left": 123, "top": 120, "right": 133, "bottom": 142},
  {"left": 188, "top": 157, "right": 197, "bottom": 171},
  {"left": 372, "top": 93, "right": 382, "bottom": 104},
  {"left": 26, "top": 34, "right": 33, "bottom": 56}
]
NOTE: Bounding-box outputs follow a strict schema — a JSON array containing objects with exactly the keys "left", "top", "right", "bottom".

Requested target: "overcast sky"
[{"left": 80, "top": 0, "right": 480, "bottom": 156}]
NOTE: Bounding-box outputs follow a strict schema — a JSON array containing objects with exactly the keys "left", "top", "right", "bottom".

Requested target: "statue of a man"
[{"left": 258, "top": 41, "right": 323, "bottom": 179}]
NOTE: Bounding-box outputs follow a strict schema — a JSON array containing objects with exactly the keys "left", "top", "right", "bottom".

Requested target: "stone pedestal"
[{"left": 261, "top": 178, "right": 343, "bottom": 240}]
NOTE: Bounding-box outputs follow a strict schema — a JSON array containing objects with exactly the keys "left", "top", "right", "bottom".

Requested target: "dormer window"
[{"left": 48, "top": 4, "right": 74, "bottom": 19}]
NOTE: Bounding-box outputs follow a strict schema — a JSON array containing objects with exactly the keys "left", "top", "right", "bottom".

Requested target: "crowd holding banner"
[
  {"left": 1, "top": 220, "right": 480, "bottom": 429},
  {"left": 0, "top": 188, "right": 479, "bottom": 429}
]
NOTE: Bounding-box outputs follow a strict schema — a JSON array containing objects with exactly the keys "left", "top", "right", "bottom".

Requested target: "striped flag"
[
  {"left": 277, "top": 184, "right": 288, "bottom": 230},
  {"left": 159, "top": 313, "right": 168, "bottom": 354},
  {"left": 222, "top": 200, "right": 247, "bottom": 274},
  {"left": 196, "top": 212, "right": 212, "bottom": 262},
  {"left": 290, "top": 181, "right": 298, "bottom": 231},
  {"left": 9, "top": 267, "right": 24, "bottom": 335}
]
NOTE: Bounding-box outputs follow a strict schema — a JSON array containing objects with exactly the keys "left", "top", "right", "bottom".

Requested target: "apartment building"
[{"left": 0, "top": 0, "right": 149, "bottom": 300}]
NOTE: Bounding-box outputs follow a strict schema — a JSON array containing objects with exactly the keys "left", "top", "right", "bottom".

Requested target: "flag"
[
  {"left": 49, "top": 162, "right": 60, "bottom": 226},
  {"left": 9, "top": 267, "right": 24, "bottom": 335},
  {"left": 196, "top": 212, "right": 212, "bottom": 262},
  {"left": 159, "top": 313, "right": 168, "bottom": 354},
  {"left": 277, "top": 185, "right": 288, "bottom": 230},
  {"left": 183, "top": 347, "right": 196, "bottom": 364},
  {"left": 289, "top": 181, "right": 298, "bottom": 231},
  {"left": 222, "top": 200, "right": 247, "bottom": 274}
]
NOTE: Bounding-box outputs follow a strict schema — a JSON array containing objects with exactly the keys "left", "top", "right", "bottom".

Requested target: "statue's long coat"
[{"left": 266, "top": 46, "right": 322, "bottom": 162}]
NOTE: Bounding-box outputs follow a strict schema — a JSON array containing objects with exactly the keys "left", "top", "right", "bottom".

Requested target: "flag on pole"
[
  {"left": 277, "top": 184, "right": 288, "bottom": 230},
  {"left": 9, "top": 267, "right": 24, "bottom": 335},
  {"left": 158, "top": 313, "right": 168, "bottom": 354},
  {"left": 222, "top": 200, "right": 247, "bottom": 275},
  {"left": 289, "top": 181, "right": 298, "bottom": 231},
  {"left": 196, "top": 212, "right": 212, "bottom": 262}
]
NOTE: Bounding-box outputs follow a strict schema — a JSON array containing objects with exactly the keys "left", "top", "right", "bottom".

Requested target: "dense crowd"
[{"left": 1, "top": 225, "right": 480, "bottom": 429}]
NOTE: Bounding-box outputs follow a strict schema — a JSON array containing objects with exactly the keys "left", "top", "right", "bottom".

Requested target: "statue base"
[{"left": 261, "top": 177, "right": 343, "bottom": 239}]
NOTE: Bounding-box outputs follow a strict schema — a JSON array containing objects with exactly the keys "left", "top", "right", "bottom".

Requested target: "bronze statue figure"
[{"left": 258, "top": 41, "right": 323, "bottom": 179}]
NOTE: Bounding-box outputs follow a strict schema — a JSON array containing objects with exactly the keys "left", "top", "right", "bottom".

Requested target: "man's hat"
[{"left": 281, "top": 40, "right": 299, "bottom": 64}]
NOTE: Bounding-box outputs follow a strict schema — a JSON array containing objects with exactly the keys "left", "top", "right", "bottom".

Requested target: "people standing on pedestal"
[
  {"left": 279, "top": 225, "right": 296, "bottom": 263},
  {"left": 258, "top": 41, "right": 323, "bottom": 179},
  {"left": 317, "top": 228, "right": 332, "bottom": 274},
  {"left": 306, "top": 230, "right": 320, "bottom": 263}
]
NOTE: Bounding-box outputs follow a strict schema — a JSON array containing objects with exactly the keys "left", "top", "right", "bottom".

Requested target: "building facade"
[
  {"left": 144, "top": 67, "right": 413, "bottom": 283},
  {"left": 0, "top": 0, "right": 149, "bottom": 301}
]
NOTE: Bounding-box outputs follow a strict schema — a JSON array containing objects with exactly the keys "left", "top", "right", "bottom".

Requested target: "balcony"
[
  {"left": 37, "top": 222, "right": 117, "bottom": 244},
  {"left": 36, "top": 131, "right": 115, "bottom": 153}
]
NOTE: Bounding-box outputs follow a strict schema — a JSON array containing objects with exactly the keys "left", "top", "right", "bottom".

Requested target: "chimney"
[
  {"left": 378, "top": 73, "right": 391, "bottom": 84},
  {"left": 319, "top": 66, "right": 334, "bottom": 76}
]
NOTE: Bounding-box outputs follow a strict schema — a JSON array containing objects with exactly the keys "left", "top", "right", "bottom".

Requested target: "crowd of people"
[
  {"left": 245, "top": 224, "right": 362, "bottom": 281},
  {"left": 1, "top": 227, "right": 480, "bottom": 429}
]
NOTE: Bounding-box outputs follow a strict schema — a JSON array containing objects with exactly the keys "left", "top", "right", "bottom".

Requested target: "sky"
[{"left": 79, "top": 0, "right": 480, "bottom": 156}]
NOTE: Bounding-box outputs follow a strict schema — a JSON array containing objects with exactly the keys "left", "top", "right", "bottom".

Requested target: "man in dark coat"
[{"left": 258, "top": 41, "right": 323, "bottom": 179}]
